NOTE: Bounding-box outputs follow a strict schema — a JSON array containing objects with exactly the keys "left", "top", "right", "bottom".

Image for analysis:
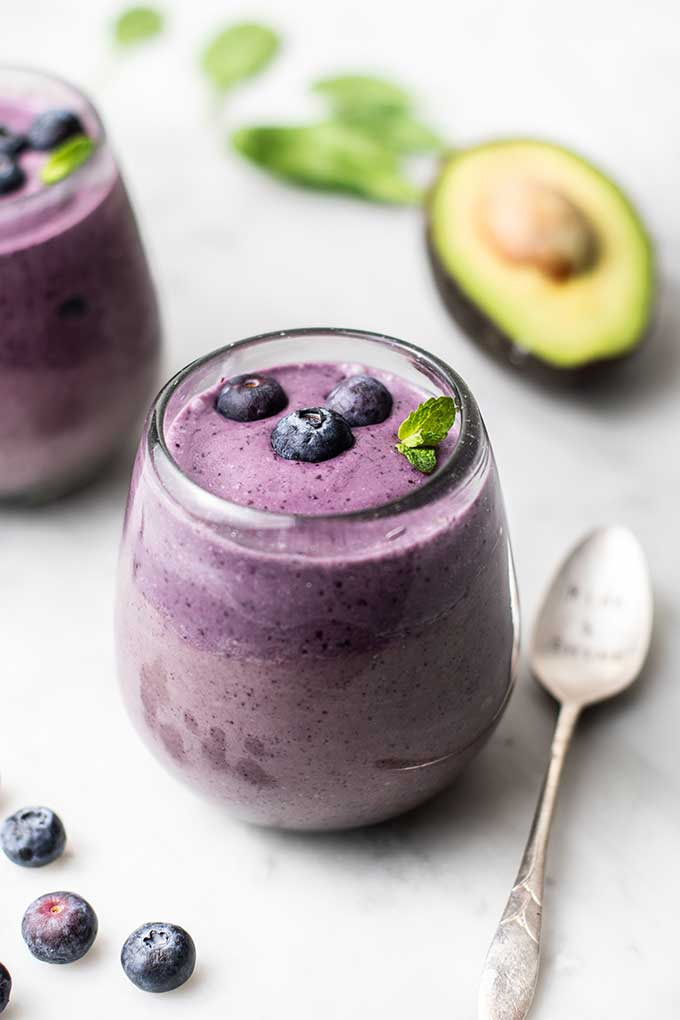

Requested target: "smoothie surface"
[
  {"left": 166, "top": 362, "right": 457, "bottom": 515},
  {"left": 0, "top": 95, "right": 107, "bottom": 255}
]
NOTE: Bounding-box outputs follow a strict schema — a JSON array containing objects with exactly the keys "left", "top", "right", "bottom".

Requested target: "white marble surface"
[{"left": 1, "top": 0, "right": 679, "bottom": 1015}]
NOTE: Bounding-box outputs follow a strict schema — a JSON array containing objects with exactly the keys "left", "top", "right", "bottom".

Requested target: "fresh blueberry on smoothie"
[
  {"left": 26, "top": 107, "right": 84, "bottom": 149},
  {"left": 0, "top": 125, "right": 26, "bottom": 156},
  {"left": 325, "top": 372, "right": 393, "bottom": 425},
  {"left": 271, "top": 406, "right": 354, "bottom": 462},
  {"left": 0, "top": 153, "right": 24, "bottom": 194},
  {"left": 216, "top": 372, "right": 287, "bottom": 421}
]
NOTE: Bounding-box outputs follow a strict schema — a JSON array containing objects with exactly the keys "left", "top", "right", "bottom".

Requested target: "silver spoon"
[{"left": 478, "top": 526, "right": 653, "bottom": 1020}]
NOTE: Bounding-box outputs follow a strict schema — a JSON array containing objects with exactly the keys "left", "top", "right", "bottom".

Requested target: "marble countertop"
[{"left": 1, "top": 0, "right": 678, "bottom": 1015}]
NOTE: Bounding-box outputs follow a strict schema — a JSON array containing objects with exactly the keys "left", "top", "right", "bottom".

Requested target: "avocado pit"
[{"left": 482, "top": 177, "right": 597, "bottom": 280}]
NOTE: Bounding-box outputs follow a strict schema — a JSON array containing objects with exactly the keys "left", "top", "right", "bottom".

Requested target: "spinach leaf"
[
  {"left": 232, "top": 122, "right": 421, "bottom": 204},
  {"left": 312, "top": 74, "right": 411, "bottom": 113},
  {"left": 202, "top": 23, "right": 280, "bottom": 91},
  {"left": 114, "top": 6, "right": 164, "bottom": 46}
]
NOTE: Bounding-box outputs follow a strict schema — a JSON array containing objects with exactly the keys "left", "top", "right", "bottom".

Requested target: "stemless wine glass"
[
  {"left": 116, "top": 328, "right": 519, "bottom": 830},
  {"left": 0, "top": 68, "right": 161, "bottom": 501}
]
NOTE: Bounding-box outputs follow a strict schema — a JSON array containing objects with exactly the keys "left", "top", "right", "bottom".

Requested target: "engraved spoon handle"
[{"left": 478, "top": 701, "right": 581, "bottom": 1020}]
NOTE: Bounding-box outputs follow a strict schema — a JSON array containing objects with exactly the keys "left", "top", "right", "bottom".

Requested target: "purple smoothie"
[
  {"left": 116, "top": 330, "right": 518, "bottom": 829},
  {"left": 166, "top": 363, "right": 458, "bottom": 514},
  {"left": 0, "top": 69, "right": 161, "bottom": 501}
]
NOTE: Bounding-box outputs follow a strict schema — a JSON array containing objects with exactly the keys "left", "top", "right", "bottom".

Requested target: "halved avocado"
[{"left": 427, "top": 140, "right": 654, "bottom": 377}]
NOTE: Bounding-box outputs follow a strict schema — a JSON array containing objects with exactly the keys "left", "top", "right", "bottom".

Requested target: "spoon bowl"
[{"left": 531, "top": 526, "right": 653, "bottom": 706}]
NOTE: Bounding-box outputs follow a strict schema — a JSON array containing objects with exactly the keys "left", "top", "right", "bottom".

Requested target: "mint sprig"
[
  {"left": 396, "top": 396, "right": 456, "bottom": 474},
  {"left": 398, "top": 446, "right": 437, "bottom": 473},
  {"left": 40, "top": 135, "right": 95, "bottom": 185}
]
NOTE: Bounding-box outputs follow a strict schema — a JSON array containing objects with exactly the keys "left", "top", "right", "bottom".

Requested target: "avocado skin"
[{"left": 426, "top": 231, "right": 650, "bottom": 386}]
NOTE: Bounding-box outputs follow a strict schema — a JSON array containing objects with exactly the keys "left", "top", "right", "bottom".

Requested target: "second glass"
[{"left": 0, "top": 68, "right": 161, "bottom": 501}]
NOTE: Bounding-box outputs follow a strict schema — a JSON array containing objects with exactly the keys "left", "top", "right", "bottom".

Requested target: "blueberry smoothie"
[
  {"left": 167, "top": 364, "right": 458, "bottom": 514},
  {"left": 0, "top": 69, "right": 161, "bottom": 501},
  {"left": 116, "top": 329, "right": 518, "bottom": 829}
]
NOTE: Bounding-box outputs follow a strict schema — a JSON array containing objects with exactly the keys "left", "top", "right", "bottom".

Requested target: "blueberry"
[
  {"left": 326, "top": 374, "right": 393, "bottom": 426},
  {"left": 27, "top": 109, "right": 84, "bottom": 151},
  {"left": 271, "top": 407, "right": 354, "bottom": 463},
  {"left": 0, "top": 126, "right": 27, "bottom": 157},
  {"left": 1, "top": 806, "right": 66, "bottom": 868},
  {"left": 22, "top": 891, "right": 98, "bottom": 964},
  {"left": 0, "top": 962, "right": 10, "bottom": 1015},
  {"left": 216, "top": 373, "right": 288, "bottom": 422},
  {"left": 121, "top": 923, "right": 196, "bottom": 993},
  {"left": 0, "top": 155, "right": 25, "bottom": 196}
]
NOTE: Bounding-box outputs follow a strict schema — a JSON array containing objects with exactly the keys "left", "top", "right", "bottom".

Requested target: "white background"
[{"left": 1, "top": 1, "right": 679, "bottom": 1016}]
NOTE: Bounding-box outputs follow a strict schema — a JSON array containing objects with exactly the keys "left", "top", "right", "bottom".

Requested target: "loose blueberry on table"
[
  {"left": 216, "top": 373, "right": 288, "bottom": 421},
  {"left": 325, "top": 373, "right": 393, "bottom": 426},
  {"left": 27, "top": 108, "right": 84, "bottom": 150},
  {"left": 1, "top": 806, "right": 66, "bottom": 867},
  {"left": 271, "top": 406, "right": 354, "bottom": 462},
  {"left": 22, "top": 891, "right": 98, "bottom": 964},
  {"left": 0, "top": 963, "right": 10, "bottom": 1015},
  {"left": 121, "top": 922, "right": 196, "bottom": 993}
]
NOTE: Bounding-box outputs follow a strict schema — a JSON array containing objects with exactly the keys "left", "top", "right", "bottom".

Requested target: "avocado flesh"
[{"left": 428, "top": 140, "right": 654, "bottom": 371}]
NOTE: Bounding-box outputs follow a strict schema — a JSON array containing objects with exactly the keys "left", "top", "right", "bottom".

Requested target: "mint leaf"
[
  {"left": 339, "top": 108, "right": 443, "bottom": 154},
  {"left": 201, "top": 23, "right": 280, "bottom": 92},
  {"left": 398, "top": 396, "right": 456, "bottom": 446},
  {"left": 396, "top": 444, "right": 437, "bottom": 474},
  {"left": 114, "top": 5, "right": 164, "bottom": 46},
  {"left": 232, "top": 121, "right": 421, "bottom": 204},
  {"left": 396, "top": 396, "right": 456, "bottom": 474},
  {"left": 312, "top": 75, "right": 411, "bottom": 113},
  {"left": 40, "top": 135, "right": 95, "bottom": 185}
]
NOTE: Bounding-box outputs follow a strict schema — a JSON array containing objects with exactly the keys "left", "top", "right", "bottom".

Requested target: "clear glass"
[
  {"left": 0, "top": 68, "right": 161, "bottom": 501},
  {"left": 116, "top": 328, "right": 519, "bottom": 830}
]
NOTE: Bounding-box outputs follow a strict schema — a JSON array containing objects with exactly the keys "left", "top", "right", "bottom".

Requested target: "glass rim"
[
  {"left": 148, "top": 327, "right": 486, "bottom": 527},
  {"left": 0, "top": 65, "right": 107, "bottom": 215}
]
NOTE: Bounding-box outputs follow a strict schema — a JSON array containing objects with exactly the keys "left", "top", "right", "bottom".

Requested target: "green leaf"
[
  {"left": 338, "top": 107, "right": 443, "bottom": 154},
  {"left": 312, "top": 75, "right": 411, "bottom": 114},
  {"left": 232, "top": 121, "right": 421, "bottom": 204},
  {"left": 40, "top": 135, "right": 95, "bottom": 185},
  {"left": 396, "top": 444, "right": 437, "bottom": 474},
  {"left": 395, "top": 397, "right": 455, "bottom": 474},
  {"left": 201, "top": 22, "right": 280, "bottom": 91},
  {"left": 114, "top": 5, "right": 164, "bottom": 46},
  {"left": 397, "top": 396, "right": 456, "bottom": 447}
]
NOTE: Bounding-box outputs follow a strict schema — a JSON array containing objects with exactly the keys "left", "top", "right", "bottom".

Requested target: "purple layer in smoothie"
[
  {"left": 116, "top": 336, "right": 517, "bottom": 830},
  {"left": 0, "top": 72, "right": 161, "bottom": 500},
  {"left": 167, "top": 363, "right": 457, "bottom": 514}
]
